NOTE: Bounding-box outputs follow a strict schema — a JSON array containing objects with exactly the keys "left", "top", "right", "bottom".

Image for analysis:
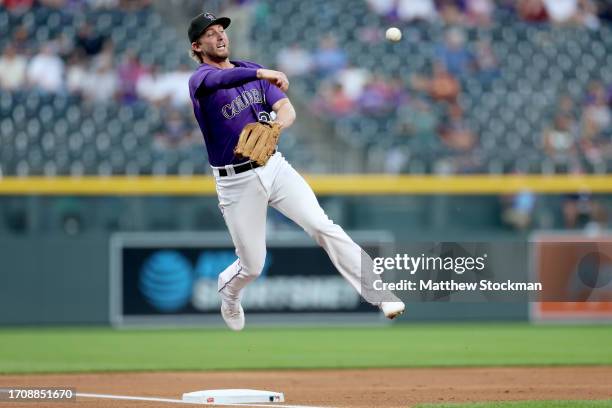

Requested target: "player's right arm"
[
  {"left": 193, "top": 67, "right": 258, "bottom": 93},
  {"left": 191, "top": 67, "right": 289, "bottom": 94}
]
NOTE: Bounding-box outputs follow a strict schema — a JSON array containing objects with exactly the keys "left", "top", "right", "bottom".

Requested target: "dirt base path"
[{"left": 1, "top": 366, "right": 611, "bottom": 408}]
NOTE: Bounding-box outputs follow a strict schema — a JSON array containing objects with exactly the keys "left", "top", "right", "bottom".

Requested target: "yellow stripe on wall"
[{"left": 0, "top": 175, "right": 610, "bottom": 196}]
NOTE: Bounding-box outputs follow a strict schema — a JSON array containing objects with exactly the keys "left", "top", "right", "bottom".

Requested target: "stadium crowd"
[
  {"left": 267, "top": 0, "right": 612, "bottom": 175},
  {"left": 0, "top": 0, "right": 199, "bottom": 152},
  {"left": 0, "top": 0, "right": 611, "bottom": 177},
  {"left": 366, "top": 0, "right": 607, "bottom": 28}
]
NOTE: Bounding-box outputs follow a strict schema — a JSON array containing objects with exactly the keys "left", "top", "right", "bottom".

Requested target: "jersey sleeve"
[
  {"left": 264, "top": 79, "right": 287, "bottom": 109},
  {"left": 189, "top": 66, "right": 259, "bottom": 96}
]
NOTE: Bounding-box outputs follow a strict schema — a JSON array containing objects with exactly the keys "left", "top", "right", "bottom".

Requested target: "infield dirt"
[{"left": 1, "top": 366, "right": 611, "bottom": 408}]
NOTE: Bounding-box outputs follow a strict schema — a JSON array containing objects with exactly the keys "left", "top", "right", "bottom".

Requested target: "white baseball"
[{"left": 385, "top": 27, "right": 402, "bottom": 42}]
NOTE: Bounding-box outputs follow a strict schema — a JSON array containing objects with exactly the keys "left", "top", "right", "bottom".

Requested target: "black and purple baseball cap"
[{"left": 188, "top": 12, "right": 231, "bottom": 43}]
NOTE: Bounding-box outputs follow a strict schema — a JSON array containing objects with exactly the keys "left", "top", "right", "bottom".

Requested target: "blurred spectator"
[
  {"left": 310, "top": 82, "right": 354, "bottom": 118},
  {"left": 3, "top": 198, "right": 28, "bottom": 234},
  {"left": 55, "top": 197, "right": 86, "bottom": 236},
  {"left": 439, "top": 104, "right": 476, "bottom": 151},
  {"left": 397, "top": 98, "right": 440, "bottom": 150},
  {"left": 357, "top": 26, "right": 384, "bottom": 45},
  {"left": 397, "top": 0, "right": 438, "bottom": 22},
  {"left": 154, "top": 109, "right": 197, "bottom": 150},
  {"left": 371, "top": 0, "right": 496, "bottom": 25},
  {"left": 598, "top": 1, "right": 612, "bottom": 22},
  {"left": 65, "top": 53, "right": 88, "bottom": 96},
  {"left": 581, "top": 82, "right": 611, "bottom": 140},
  {"left": 437, "top": 0, "right": 465, "bottom": 25},
  {"left": 92, "top": 40, "right": 115, "bottom": 69},
  {"left": 502, "top": 189, "right": 536, "bottom": 230},
  {"left": 3, "top": 0, "right": 34, "bottom": 14},
  {"left": 336, "top": 64, "right": 370, "bottom": 101},
  {"left": 75, "top": 22, "right": 105, "bottom": 56},
  {"left": 358, "top": 75, "right": 401, "bottom": 115},
  {"left": 136, "top": 65, "right": 167, "bottom": 105},
  {"left": 54, "top": 33, "right": 76, "bottom": 60},
  {"left": 117, "top": 0, "right": 152, "bottom": 12},
  {"left": 173, "top": 65, "right": 196, "bottom": 106},
  {"left": 538, "top": 0, "right": 600, "bottom": 29},
  {"left": 435, "top": 28, "right": 474, "bottom": 78},
  {"left": 563, "top": 191, "right": 607, "bottom": 229},
  {"left": 576, "top": 0, "right": 600, "bottom": 29},
  {"left": 580, "top": 132, "right": 610, "bottom": 166},
  {"left": 557, "top": 94, "right": 578, "bottom": 120},
  {"left": 0, "top": 44, "right": 27, "bottom": 90},
  {"left": 542, "top": 0, "right": 578, "bottom": 24},
  {"left": 465, "top": 0, "right": 495, "bottom": 26},
  {"left": 86, "top": 0, "right": 119, "bottom": 9},
  {"left": 83, "top": 61, "right": 117, "bottom": 102},
  {"left": 543, "top": 115, "right": 577, "bottom": 159},
  {"left": 474, "top": 40, "right": 500, "bottom": 86},
  {"left": 517, "top": 0, "right": 549, "bottom": 22},
  {"left": 157, "top": 65, "right": 192, "bottom": 107},
  {"left": 39, "top": 0, "right": 68, "bottom": 9},
  {"left": 366, "top": 0, "right": 396, "bottom": 19},
  {"left": 26, "top": 44, "right": 65, "bottom": 93},
  {"left": 62, "top": 0, "right": 86, "bottom": 11},
  {"left": 276, "top": 43, "right": 313, "bottom": 77},
  {"left": 312, "top": 35, "right": 347, "bottom": 78},
  {"left": 384, "top": 147, "right": 409, "bottom": 174},
  {"left": 12, "top": 25, "right": 30, "bottom": 54},
  {"left": 412, "top": 62, "right": 460, "bottom": 104},
  {"left": 117, "top": 50, "right": 147, "bottom": 104}
]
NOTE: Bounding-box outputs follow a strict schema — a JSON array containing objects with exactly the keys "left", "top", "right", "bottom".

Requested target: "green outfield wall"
[{"left": 0, "top": 193, "right": 609, "bottom": 325}]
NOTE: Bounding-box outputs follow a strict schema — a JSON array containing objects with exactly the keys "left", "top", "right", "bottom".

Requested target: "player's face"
[{"left": 195, "top": 24, "right": 230, "bottom": 61}]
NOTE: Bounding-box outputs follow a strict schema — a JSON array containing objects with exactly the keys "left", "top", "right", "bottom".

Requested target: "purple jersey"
[{"left": 188, "top": 60, "right": 287, "bottom": 167}]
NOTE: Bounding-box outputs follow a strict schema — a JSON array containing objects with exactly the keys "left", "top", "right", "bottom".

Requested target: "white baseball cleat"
[
  {"left": 218, "top": 281, "right": 245, "bottom": 331},
  {"left": 220, "top": 300, "right": 245, "bottom": 331},
  {"left": 380, "top": 301, "right": 405, "bottom": 319}
]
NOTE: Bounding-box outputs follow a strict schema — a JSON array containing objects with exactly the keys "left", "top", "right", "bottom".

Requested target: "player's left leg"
[
  {"left": 215, "top": 170, "right": 269, "bottom": 330},
  {"left": 268, "top": 156, "right": 404, "bottom": 318}
]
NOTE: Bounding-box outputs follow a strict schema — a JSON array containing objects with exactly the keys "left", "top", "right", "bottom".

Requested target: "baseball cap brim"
[{"left": 188, "top": 14, "right": 231, "bottom": 43}]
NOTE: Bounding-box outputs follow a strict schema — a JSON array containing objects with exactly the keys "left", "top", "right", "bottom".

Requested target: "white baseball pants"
[{"left": 214, "top": 152, "right": 378, "bottom": 305}]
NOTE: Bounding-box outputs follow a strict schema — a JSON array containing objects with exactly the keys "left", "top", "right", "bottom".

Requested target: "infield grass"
[
  {"left": 415, "top": 401, "right": 612, "bottom": 407},
  {"left": 0, "top": 323, "right": 611, "bottom": 373}
]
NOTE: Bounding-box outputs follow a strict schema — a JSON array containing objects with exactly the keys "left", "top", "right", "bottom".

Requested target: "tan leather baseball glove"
[{"left": 234, "top": 121, "right": 282, "bottom": 166}]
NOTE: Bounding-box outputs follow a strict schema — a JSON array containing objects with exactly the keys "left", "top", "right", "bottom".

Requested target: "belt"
[
  {"left": 212, "top": 160, "right": 261, "bottom": 177},
  {"left": 212, "top": 150, "right": 277, "bottom": 177}
]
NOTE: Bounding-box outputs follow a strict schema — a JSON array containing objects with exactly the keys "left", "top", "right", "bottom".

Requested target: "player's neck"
[{"left": 203, "top": 56, "right": 233, "bottom": 69}]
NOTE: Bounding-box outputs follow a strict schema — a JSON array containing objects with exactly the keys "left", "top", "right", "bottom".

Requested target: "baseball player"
[{"left": 187, "top": 12, "right": 405, "bottom": 331}]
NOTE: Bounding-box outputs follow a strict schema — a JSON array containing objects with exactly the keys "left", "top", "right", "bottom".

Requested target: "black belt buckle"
[{"left": 218, "top": 161, "right": 259, "bottom": 177}]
